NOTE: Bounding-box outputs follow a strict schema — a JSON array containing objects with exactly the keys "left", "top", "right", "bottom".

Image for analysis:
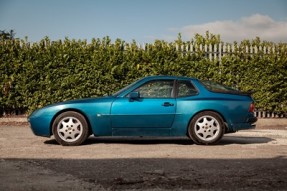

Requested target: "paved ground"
[{"left": 0, "top": 120, "right": 287, "bottom": 190}]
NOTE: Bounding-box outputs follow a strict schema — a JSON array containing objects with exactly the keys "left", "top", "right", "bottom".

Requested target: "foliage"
[
  {"left": 0, "top": 34, "right": 287, "bottom": 115},
  {"left": 0, "top": 29, "right": 15, "bottom": 40}
]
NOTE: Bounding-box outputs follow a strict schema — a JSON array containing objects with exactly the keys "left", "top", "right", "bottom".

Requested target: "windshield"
[
  {"left": 112, "top": 78, "right": 143, "bottom": 97},
  {"left": 201, "top": 80, "right": 239, "bottom": 93}
]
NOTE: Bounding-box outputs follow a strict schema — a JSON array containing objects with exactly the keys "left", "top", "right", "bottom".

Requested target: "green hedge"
[{"left": 1, "top": 35, "right": 287, "bottom": 115}]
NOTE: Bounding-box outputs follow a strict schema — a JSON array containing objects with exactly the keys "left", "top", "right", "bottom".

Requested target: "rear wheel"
[
  {"left": 188, "top": 111, "right": 225, "bottom": 145},
  {"left": 52, "top": 111, "right": 89, "bottom": 146}
]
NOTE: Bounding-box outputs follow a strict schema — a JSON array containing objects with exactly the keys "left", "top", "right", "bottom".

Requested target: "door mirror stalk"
[{"left": 129, "top": 92, "right": 140, "bottom": 101}]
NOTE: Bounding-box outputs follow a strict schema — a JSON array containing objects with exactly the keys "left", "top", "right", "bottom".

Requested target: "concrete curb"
[
  {"left": 256, "top": 118, "right": 287, "bottom": 128},
  {"left": 0, "top": 117, "right": 28, "bottom": 123}
]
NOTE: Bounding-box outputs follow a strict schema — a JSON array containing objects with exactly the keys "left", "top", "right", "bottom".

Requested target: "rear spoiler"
[{"left": 212, "top": 90, "right": 255, "bottom": 96}]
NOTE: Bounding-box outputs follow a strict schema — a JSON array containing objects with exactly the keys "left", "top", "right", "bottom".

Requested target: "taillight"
[{"left": 249, "top": 103, "right": 255, "bottom": 113}]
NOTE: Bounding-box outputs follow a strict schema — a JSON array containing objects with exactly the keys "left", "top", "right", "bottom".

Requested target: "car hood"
[{"left": 29, "top": 96, "right": 115, "bottom": 118}]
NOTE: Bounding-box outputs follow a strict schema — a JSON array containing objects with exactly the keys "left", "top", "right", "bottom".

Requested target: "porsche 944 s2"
[{"left": 28, "top": 76, "right": 257, "bottom": 146}]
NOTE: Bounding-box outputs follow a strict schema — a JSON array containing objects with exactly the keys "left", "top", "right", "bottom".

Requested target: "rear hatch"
[{"left": 200, "top": 80, "right": 253, "bottom": 96}]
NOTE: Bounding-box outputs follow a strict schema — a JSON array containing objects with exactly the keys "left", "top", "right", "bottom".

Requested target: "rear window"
[{"left": 201, "top": 80, "right": 240, "bottom": 94}]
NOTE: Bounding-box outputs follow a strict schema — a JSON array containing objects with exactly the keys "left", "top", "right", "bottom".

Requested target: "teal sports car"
[{"left": 28, "top": 76, "right": 257, "bottom": 146}]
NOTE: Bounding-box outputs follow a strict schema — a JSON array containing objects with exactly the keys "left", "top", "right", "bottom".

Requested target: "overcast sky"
[{"left": 0, "top": 0, "right": 286, "bottom": 43}]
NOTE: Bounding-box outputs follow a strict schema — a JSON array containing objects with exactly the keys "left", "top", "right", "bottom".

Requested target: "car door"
[{"left": 111, "top": 79, "right": 176, "bottom": 136}]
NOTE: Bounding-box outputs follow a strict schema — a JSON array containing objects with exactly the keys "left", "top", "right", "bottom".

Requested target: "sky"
[{"left": 0, "top": 0, "right": 287, "bottom": 43}]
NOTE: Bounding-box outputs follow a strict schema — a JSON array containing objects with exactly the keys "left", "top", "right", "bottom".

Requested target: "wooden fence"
[
  {"left": 132, "top": 42, "right": 286, "bottom": 61},
  {"left": 254, "top": 111, "right": 286, "bottom": 118}
]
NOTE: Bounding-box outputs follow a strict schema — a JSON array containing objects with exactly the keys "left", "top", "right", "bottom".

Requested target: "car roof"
[
  {"left": 114, "top": 75, "right": 200, "bottom": 97},
  {"left": 141, "top": 75, "right": 198, "bottom": 81}
]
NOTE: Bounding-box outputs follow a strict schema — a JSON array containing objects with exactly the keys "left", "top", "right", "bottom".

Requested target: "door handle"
[{"left": 162, "top": 102, "right": 174, "bottom": 107}]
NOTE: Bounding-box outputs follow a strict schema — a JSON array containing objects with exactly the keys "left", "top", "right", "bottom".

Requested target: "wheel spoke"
[
  {"left": 196, "top": 126, "right": 205, "bottom": 134},
  {"left": 63, "top": 132, "right": 70, "bottom": 140},
  {"left": 206, "top": 131, "right": 214, "bottom": 138},
  {"left": 70, "top": 127, "right": 81, "bottom": 139},
  {"left": 207, "top": 119, "right": 215, "bottom": 126},
  {"left": 202, "top": 118, "right": 208, "bottom": 125},
  {"left": 210, "top": 125, "right": 219, "bottom": 132},
  {"left": 74, "top": 126, "right": 81, "bottom": 134},
  {"left": 58, "top": 127, "right": 66, "bottom": 134},
  {"left": 69, "top": 131, "right": 77, "bottom": 139},
  {"left": 61, "top": 121, "right": 68, "bottom": 127}
]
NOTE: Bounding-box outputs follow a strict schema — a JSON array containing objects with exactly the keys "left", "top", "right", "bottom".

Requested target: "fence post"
[
  {"left": 190, "top": 43, "right": 194, "bottom": 54},
  {"left": 219, "top": 43, "right": 222, "bottom": 61},
  {"left": 209, "top": 44, "right": 212, "bottom": 61},
  {"left": 214, "top": 44, "right": 217, "bottom": 60},
  {"left": 200, "top": 44, "right": 203, "bottom": 51}
]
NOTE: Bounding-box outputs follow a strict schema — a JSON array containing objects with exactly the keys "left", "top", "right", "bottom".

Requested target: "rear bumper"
[
  {"left": 229, "top": 115, "right": 257, "bottom": 132},
  {"left": 230, "top": 122, "right": 256, "bottom": 132},
  {"left": 247, "top": 116, "right": 258, "bottom": 124}
]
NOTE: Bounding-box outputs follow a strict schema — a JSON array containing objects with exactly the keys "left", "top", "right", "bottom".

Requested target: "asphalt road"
[{"left": 0, "top": 124, "right": 287, "bottom": 190}]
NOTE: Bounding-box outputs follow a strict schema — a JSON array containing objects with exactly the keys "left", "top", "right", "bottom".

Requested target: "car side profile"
[{"left": 28, "top": 76, "right": 257, "bottom": 146}]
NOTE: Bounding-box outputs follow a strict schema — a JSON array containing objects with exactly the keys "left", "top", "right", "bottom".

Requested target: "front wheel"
[
  {"left": 188, "top": 111, "right": 225, "bottom": 145},
  {"left": 52, "top": 111, "right": 89, "bottom": 146}
]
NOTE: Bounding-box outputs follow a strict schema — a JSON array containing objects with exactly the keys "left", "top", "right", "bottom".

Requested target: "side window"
[
  {"left": 134, "top": 80, "right": 174, "bottom": 98},
  {"left": 177, "top": 80, "right": 198, "bottom": 97}
]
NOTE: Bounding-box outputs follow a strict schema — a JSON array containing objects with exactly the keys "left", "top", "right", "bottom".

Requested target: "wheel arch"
[
  {"left": 50, "top": 109, "right": 92, "bottom": 135},
  {"left": 186, "top": 109, "right": 229, "bottom": 135}
]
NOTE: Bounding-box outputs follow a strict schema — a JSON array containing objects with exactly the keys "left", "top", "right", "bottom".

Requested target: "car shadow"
[
  {"left": 85, "top": 137, "right": 193, "bottom": 145},
  {"left": 219, "top": 136, "right": 274, "bottom": 145},
  {"left": 44, "top": 137, "right": 193, "bottom": 146},
  {"left": 44, "top": 135, "right": 274, "bottom": 146}
]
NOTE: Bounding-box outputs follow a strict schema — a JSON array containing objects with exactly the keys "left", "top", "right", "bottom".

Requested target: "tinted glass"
[
  {"left": 177, "top": 80, "right": 198, "bottom": 97},
  {"left": 113, "top": 78, "right": 143, "bottom": 96},
  {"left": 134, "top": 80, "right": 174, "bottom": 98},
  {"left": 201, "top": 80, "right": 239, "bottom": 93}
]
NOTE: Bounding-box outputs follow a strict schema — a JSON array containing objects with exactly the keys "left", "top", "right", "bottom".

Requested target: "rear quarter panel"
[{"left": 171, "top": 79, "right": 253, "bottom": 136}]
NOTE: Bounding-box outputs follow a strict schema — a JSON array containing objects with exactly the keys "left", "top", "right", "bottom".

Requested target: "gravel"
[{"left": 0, "top": 121, "right": 287, "bottom": 190}]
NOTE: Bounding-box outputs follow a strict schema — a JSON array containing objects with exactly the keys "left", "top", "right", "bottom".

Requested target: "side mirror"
[{"left": 129, "top": 91, "right": 140, "bottom": 100}]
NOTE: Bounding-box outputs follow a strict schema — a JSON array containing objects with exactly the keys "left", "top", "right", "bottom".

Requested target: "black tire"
[
  {"left": 52, "top": 111, "right": 89, "bottom": 146},
  {"left": 188, "top": 111, "right": 225, "bottom": 145}
]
